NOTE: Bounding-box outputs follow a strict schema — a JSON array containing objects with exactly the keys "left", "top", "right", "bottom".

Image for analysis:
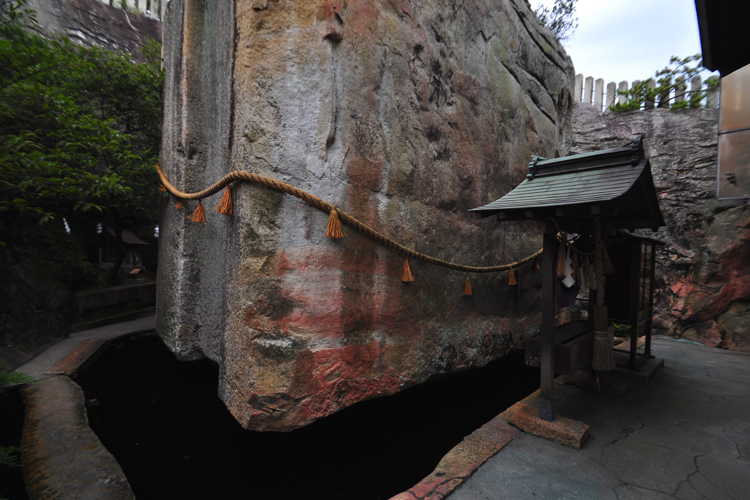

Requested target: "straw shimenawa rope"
[{"left": 155, "top": 164, "right": 542, "bottom": 273}]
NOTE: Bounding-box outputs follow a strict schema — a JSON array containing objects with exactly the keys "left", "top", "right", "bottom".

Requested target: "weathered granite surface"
[
  {"left": 157, "top": 0, "right": 574, "bottom": 431},
  {"left": 573, "top": 103, "right": 750, "bottom": 352},
  {"left": 26, "top": 0, "right": 161, "bottom": 56}
]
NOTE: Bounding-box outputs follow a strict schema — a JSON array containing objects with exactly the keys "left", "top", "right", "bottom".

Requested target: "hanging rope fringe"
[
  {"left": 155, "top": 164, "right": 542, "bottom": 273},
  {"left": 175, "top": 199, "right": 183, "bottom": 210},
  {"left": 158, "top": 183, "right": 167, "bottom": 192},
  {"left": 214, "top": 187, "right": 233, "bottom": 215},
  {"left": 534, "top": 258, "right": 541, "bottom": 270},
  {"left": 326, "top": 209, "right": 345, "bottom": 239},
  {"left": 402, "top": 258, "right": 414, "bottom": 282},
  {"left": 508, "top": 267, "right": 517, "bottom": 286},
  {"left": 464, "top": 276, "right": 472, "bottom": 295},
  {"left": 191, "top": 200, "right": 207, "bottom": 223},
  {"left": 584, "top": 255, "right": 593, "bottom": 290}
]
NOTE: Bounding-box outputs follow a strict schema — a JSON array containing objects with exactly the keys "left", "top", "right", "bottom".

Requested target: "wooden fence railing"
[{"left": 574, "top": 73, "right": 720, "bottom": 112}]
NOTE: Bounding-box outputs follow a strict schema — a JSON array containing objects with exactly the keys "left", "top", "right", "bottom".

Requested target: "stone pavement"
[{"left": 447, "top": 338, "right": 750, "bottom": 500}]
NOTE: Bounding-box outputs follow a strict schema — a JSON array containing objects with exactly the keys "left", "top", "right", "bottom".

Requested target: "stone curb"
[
  {"left": 21, "top": 376, "right": 135, "bottom": 500},
  {"left": 390, "top": 414, "right": 519, "bottom": 500},
  {"left": 45, "top": 338, "right": 106, "bottom": 377},
  {"left": 390, "top": 380, "right": 593, "bottom": 498},
  {"left": 14, "top": 322, "right": 153, "bottom": 500}
]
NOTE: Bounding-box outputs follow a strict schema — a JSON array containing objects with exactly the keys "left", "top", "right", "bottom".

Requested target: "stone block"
[{"left": 505, "top": 401, "right": 589, "bottom": 449}]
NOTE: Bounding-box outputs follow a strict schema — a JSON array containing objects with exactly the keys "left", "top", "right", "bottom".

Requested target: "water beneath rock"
[{"left": 77, "top": 334, "right": 539, "bottom": 500}]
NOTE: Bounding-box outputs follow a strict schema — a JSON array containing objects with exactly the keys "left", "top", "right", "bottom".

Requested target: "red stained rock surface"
[{"left": 158, "top": 0, "right": 572, "bottom": 430}]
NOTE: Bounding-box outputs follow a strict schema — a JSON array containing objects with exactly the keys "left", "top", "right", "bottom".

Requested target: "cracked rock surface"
[
  {"left": 157, "top": 0, "right": 574, "bottom": 431},
  {"left": 572, "top": 103, "right": 750, "bottom": 352},
  {"left": 447, "top": 338, "right": 750, "bottom": 499}
]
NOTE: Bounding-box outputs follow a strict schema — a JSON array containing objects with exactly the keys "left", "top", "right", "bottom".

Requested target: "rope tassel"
[
  {"left": 191, "top": 200, "right": 207, "bottom": 223},
  {"left": 464, "top": 275, "right": 472, "bottom": 296},
  {"left": 326, "top": 209, "right": 345, "bottom": 238},
  {"left": 401, "top": 257, "right": 414, "bottom": 283},
  {"left": 175, "top": 199, "right": 183, "bottom": 210},
  {"left": 508, "top": 267, "right": 517, "bottom": 286},
  {"left": 214, "top": 186, "right": 233, "bottom": 215}
]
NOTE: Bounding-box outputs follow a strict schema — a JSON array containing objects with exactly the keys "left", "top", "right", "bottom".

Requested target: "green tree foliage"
[
  {"left": 534, "top": 0, "right": 578, "bottom": 43},
  {"left": 0, "top": 0, "right": 163, "bottom": 283},
  {"left": 610, "top": 54, "right": 720, "bottom": 112}
]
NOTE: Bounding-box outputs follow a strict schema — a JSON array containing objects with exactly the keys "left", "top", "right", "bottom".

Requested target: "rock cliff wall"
[
  {"left": 157, "top": 0, "right": 575, "bottom": 430},
  {"left": 573, "top": 103, "right": 750, "bottom": 352},
  {"left": 26, "top": 0, "right": 161, "bottom": 54}
]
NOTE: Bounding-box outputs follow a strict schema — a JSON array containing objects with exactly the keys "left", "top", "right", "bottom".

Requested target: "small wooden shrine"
[{"left": 470, "top": 136, "right": 666, "bottom": 421}]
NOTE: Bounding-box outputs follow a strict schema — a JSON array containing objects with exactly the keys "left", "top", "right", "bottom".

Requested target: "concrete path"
[
  {"left": 447, "top": 338, "right": 750, "bottom": 500},
  {"left": 13, "top": 315, "right": 155, "bottom": 381}
]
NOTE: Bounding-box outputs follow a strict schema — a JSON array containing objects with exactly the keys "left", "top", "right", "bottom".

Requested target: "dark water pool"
[
  {"left": 0, "top": 387, "right": 27, "bottom": 500},
  {"left": 77, "top": 334, "right": 539, "bottom": 500}
]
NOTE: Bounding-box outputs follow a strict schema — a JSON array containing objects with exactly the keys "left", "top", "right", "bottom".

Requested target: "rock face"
[
  {"left": 573, "top": 103, "right": 750, "bottom": 352},
  {"left": 26, "top": 0, "right": 161, "bottom": 56},
  {"left": 157, "top": 0, "right": 574, "bottom": 431}
]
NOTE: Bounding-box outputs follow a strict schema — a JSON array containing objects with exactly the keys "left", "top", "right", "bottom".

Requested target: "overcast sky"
[{"left": 532, "top": 0, "right": 716, "bottom": 85}]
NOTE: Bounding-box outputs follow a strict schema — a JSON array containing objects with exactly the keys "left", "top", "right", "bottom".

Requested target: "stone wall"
[
  {"left": 157, "top": 0, "right": 575, "bottom": 431},
  {"left": 573, "top": 103, "right": 750, "bottom": 352}
]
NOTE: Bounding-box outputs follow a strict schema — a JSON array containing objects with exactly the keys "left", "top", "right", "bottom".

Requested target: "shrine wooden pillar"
[{"left": 539, "top": 221, "right": 557, "bottom": 421}]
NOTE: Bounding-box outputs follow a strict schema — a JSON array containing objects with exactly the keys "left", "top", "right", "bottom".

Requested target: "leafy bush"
[{"left": 0, "top": 0, "right": 164, "bottom": 282}]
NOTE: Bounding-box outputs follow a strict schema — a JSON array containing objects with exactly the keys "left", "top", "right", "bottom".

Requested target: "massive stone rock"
[
  {"left": 573, "top": 103, "right": 750, "bottom": 352},
  {"left": 157, "top": 0, "right": 574, "bottom": 430}
]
